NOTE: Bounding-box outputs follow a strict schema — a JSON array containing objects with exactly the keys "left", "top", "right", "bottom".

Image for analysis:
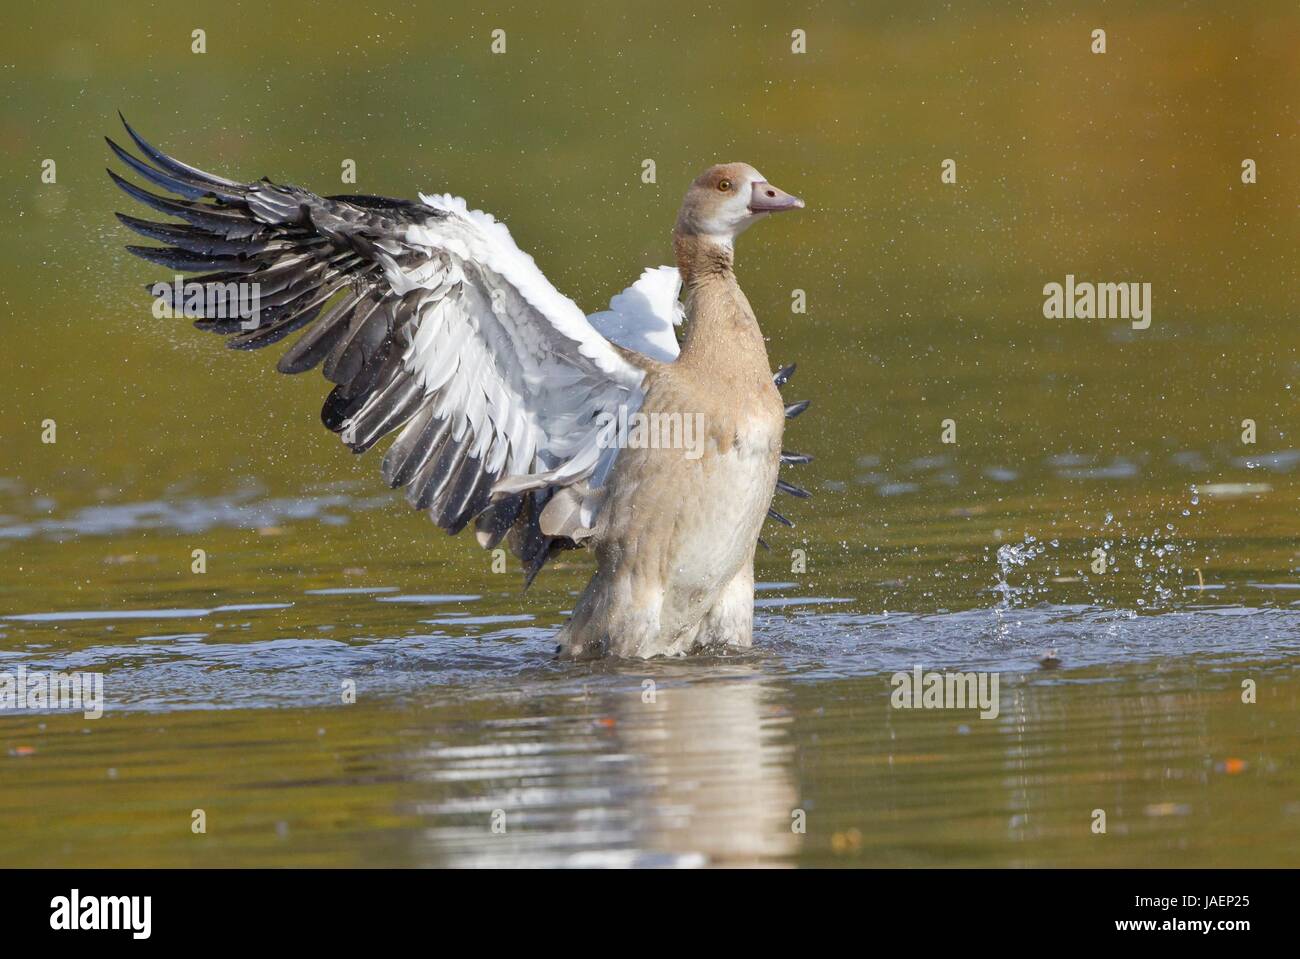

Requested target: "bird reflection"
[{"left": 407, "top": 662, "right": 800, "bottom": 867}]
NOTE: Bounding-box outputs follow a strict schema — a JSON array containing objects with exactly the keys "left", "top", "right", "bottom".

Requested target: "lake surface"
[{"left": 1, "top": 0, "right": 1298, "bottom": 867}]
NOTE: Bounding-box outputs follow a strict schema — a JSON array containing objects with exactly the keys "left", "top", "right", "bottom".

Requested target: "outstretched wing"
[{"left": 107, "top": 116, "right": 649, "bottom": 573}]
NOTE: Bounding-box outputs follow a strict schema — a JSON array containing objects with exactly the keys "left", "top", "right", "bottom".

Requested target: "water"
[
  {"left": 2, "top": 0, "right": 1299, "bottom": 867},
  {"left": 3, "top": 479, "right": 1299, "bottom": 866}
]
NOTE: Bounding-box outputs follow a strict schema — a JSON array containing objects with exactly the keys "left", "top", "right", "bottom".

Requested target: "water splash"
[
  {"left": 989, "top": 535, "right": 1053, "bottom": 641},
  {"left": 992, "top": 536, "right": 1049, "bottom": 611}
]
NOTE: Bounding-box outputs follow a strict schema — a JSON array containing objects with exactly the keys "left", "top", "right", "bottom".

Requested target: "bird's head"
[{"left": 673, "top": 163, "right": 804, "bottom": 249}]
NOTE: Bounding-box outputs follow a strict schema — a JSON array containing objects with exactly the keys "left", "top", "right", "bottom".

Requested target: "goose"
[{"left": 106, "top": 117, "right": 810, "bottom": 659}]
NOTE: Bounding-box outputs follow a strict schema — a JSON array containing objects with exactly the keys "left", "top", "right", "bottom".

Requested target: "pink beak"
[{"left": 749, "top": 181, "right": 805, "bottom": 213}]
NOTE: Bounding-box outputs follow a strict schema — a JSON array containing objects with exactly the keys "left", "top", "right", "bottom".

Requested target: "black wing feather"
[
  {"left": 108, "top": 117, "right": 515, "bottom": 554},
  {"left": 767, "top": 362, "right": 812, "bottom": 534}
]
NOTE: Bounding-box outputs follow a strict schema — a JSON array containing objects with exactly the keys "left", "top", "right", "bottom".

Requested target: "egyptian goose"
[{"left": 107, "top": 118, "right": 809, "bottom": 659}]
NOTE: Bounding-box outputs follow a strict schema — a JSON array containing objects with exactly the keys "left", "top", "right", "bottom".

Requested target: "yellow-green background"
[{"left": 0, "top": 1, "right": 1297, "bottom": 867}]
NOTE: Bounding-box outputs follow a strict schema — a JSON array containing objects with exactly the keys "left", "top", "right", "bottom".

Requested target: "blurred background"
[{"left": 0, "top": 1, "right": 1297, "bottom": 867}]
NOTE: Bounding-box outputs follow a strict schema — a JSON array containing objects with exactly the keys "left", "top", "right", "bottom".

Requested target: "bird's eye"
[{"left": 717, "top": 179, "right": 732, "bottom": 192}]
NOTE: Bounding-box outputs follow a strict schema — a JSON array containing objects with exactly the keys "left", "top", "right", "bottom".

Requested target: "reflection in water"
[
  {"left": 2, "top": 651, "right": 1298, "bottom": 867},
  {"left": 406, "top": 666, "right": 799, "bottom": 867},
  {"left": 619, "top": 669, "right": 800, "bottom": 866}
]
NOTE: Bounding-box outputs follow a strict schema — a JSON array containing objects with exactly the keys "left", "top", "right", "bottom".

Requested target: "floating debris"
[
  {"left": 831, "top": 828, "right": 863, "bottom": 854},
  {"left": 1200, "top": 483, "right": 1272, "bottom": 498},
  {"left": 1144, "top": 802, "right": 1192, "bottom": 818}
]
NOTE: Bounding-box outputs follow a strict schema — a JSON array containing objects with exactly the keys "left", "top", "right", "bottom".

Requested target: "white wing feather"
[
  {"left": 108, "top": 120, "right": 686, "bottom": 549},
  {"left": 587, "top": 265, "right": 684, "bottom": 363}
]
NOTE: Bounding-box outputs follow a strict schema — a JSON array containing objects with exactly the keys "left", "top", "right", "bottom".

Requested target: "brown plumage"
[
  {"left": 558, "top": 164, "right": 805, "bottom": 658},
  {"left": 106, "top": 118, "right": 808, "bottom": 659}
]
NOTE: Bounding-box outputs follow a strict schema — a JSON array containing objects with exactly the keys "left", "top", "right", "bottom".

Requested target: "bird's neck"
[
  {"left": 673, "top": 232, "right": 734, "bottom": 287},
  {"left": 673, "top": 232, "right": 771, "bottom": 377}
]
